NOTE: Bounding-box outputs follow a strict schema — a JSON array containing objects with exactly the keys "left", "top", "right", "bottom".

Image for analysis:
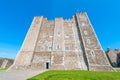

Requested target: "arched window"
[
  {"left": 91, "top": 50, "right": 95, "bottom": 57},
  {"left": 84, "top": 31, "right": 88, "bottom": 35},
  {"left": 87, "top": 39, "right": 91, "bottom": 44},
  {"left": 81, "top": 22, "right": 85, "bottom": 26}
]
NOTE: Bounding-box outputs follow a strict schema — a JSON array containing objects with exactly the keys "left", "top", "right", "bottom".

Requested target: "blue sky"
[{"left": 0, "top": 0, "right": 120, "bottom": 59}]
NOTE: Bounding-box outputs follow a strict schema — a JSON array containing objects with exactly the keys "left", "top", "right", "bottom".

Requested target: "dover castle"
[{"left": 10, "top": 12, "right": 114, "bottom": 71}]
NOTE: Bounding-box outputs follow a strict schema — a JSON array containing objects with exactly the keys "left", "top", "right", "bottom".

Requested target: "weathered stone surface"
[
  {"left": 106, "top": 48, "right": 120, "bottom": 67},
  {"left": 0, "top": 58, "right": 14, "bottom": 68},
  {"left": 106, "top": 48, "right": 117, "bottom": 67},
  {"left": 10, "top": 12, "right": 113, "bottom": 71}
]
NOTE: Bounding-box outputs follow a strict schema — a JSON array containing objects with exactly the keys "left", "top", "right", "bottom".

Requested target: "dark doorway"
[{"left": 46, "top": 62, "right": 49, "bottom": 69}]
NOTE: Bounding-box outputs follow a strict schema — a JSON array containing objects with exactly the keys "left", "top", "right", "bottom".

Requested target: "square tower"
[{"left": 9, "top": 12, "right": 113, "bottom": 71}]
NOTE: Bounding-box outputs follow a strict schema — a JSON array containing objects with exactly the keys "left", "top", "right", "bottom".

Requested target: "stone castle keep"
[{"left": 10, "top": 12, "right": 114, "bottom": 71}]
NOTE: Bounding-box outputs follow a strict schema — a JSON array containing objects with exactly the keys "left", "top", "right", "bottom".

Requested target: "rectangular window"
[
  {"left": 65, "top": 34, "right": 69, "bottom": 38},
  {"left": 56, "top": 45, "right": 60, "bottom": 49},
  {"left": 48, "top": 46, "right": 52, "bottom": 51},
  {"left": 41, "top": 46, "right": 45, "bottom": 51},
  {"left": 57, "top": 32, "right": 60, "bottom": 36},
  {"left": 65, "top": 47, "right": 69, "bottom": 50}
]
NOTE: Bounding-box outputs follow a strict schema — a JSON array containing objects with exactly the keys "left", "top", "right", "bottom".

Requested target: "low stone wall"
[{"left": 0, "top": 58, "right": 14, "bottom": 68}]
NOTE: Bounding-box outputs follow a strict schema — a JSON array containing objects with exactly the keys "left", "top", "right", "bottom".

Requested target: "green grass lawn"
[
  {"left": 0, "top": 68, "right": 7, "bottom": 71},
  {"left": 27, "top": 70, "right": 120, "bottom": 80}
]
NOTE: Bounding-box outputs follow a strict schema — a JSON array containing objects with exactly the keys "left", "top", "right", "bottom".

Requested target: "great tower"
[{"left": 10, "top": 12, "right": 113, "bottom": 71}]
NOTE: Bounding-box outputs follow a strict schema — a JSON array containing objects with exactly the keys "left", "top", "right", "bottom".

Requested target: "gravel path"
[{"left": 0, "top": 70, "right": 45, "bottom": 80}]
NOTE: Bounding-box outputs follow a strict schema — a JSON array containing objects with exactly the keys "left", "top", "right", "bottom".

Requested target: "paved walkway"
[{"left": 0, "top": 70, "right": 45, "bottom": 80}]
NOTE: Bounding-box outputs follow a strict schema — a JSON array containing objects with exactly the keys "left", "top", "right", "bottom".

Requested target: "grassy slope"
[
  {"left": 0, "top": 68, "right": 7, "bottom": 71},
  {"left": 28, "top": 70, "right": 120, "bottom": 80}
]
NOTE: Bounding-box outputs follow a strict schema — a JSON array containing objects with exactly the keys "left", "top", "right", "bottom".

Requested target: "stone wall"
[
  {"left": 75, "top": 13, "right": 113, "bottom": 71},
  {"left": 0, "top": 58, "right": 14, "bottom": 68},
  {"left": 10, "top": 12, "right": 114, "bottom": 71},
  {"left": 10, "top": 16, "right": 43, "bottom": 70},
  {"left": 106, "top": 48, "right": 120, "bottom": 67}
]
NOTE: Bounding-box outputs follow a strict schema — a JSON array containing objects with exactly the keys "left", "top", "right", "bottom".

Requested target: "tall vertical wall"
[
  {"left": 75, "top": 12, "right": 113, "bottom": 71},
  {"left": 31, "top": 18, "right": 55, "bottom": 70},
  {"left": 10, "top": 16, "right": 43, "bottom": 69},
  {"left": 10, "top": 12, "right": 113, "bottom": 71},
  {"left": 63, "top": 18, "right": 87, "bottom": 70},
  {"left": 50, "top": 18, "right": 65, "bottom": 69}
]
